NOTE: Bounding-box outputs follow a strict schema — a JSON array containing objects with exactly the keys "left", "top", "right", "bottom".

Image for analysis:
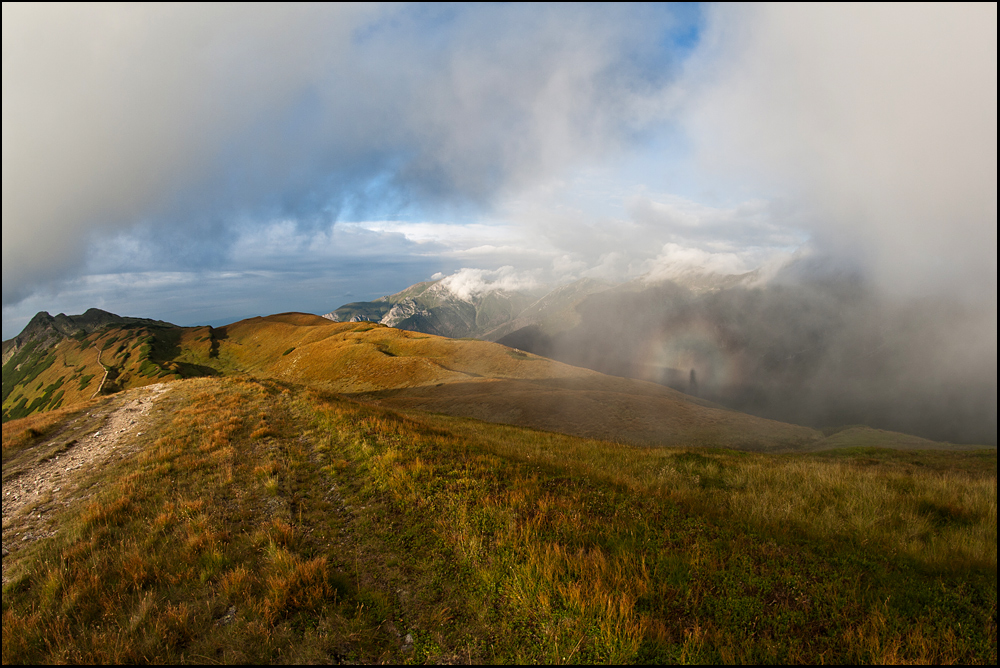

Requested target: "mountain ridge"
[
  {"left": 0, "top": 308, "right": 818, "bottom": 451},
  {"left": 2, "top": 308, "right": 172, "bottom": 366},
  {"left": 6, "top": 306, "right": 987, "bottom": 453}
]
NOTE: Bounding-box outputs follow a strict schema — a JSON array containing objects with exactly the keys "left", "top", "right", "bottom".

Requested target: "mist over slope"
[
  {"left": 327, "top": 267, "right": 997, "bottom": 445},
  {"left": 504, "top": 274, "right": 997, "bottom": 445}
]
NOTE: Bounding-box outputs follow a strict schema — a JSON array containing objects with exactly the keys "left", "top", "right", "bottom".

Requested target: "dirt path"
[
  {"left": 2, "top": 383, "right": 172, "bottom": 581},
  {"left": 91, "top": 344, "right": 110, "bottom": 399}
]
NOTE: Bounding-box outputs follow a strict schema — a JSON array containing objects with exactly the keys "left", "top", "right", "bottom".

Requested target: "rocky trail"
[{"left": 2, "top": 383, "right": 171, "bottom": 582}]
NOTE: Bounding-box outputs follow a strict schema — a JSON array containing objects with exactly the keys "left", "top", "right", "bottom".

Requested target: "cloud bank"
[
  {"left": 683, "top": 3, "right": 997, "bottom": 299},
  {"left": 3, "top": 4, "right": 996, "bottom": 344},
  {"left": 440, "top": 266, "right": 544, "bottom": 301},
  {"left": 3, "top": 3, "right": 682, "bottom": 307}
]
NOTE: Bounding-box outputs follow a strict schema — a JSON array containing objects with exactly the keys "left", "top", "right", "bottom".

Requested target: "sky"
[{"left": 2, "top": 3, "right": 997, "bottom": 340}]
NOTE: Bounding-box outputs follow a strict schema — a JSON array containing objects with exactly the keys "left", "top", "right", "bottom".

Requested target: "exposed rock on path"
[{"left": 2, "top": 383, "right": 171, "bottom": 582}]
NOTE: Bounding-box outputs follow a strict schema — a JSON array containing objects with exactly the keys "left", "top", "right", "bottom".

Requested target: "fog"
[
  {"left": 648, "top": 4, "right": 996, "bottom": 442},
  {"left": 683, "top": 3, "right": 996, "bottom": 301},
  {"left": 501, "top": 267, "right": 997, "bottom": 444}
]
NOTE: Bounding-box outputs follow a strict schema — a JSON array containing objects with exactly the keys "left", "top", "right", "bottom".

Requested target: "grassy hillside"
[
  {"left": 231, "top": 317, "right": 823, "bottom": 450},
  {"left": 139, "top": 314, "right": 822, "bottom": 451},
  {"left": 2, "top": 323, "right": 216, "bottom": 422},
  {"left": 370, "top": 378, "right": 818, "bottom": 451},
  {"left": 2, "top": 377, "right": 995, "bottom": 663}
]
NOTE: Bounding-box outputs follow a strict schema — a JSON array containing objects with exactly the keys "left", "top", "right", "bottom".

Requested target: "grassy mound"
[
  {"left": 176, "top": 317, "right": 825, "bottom": 451},
  {"left": 4, "top": 314, "right": 821, "bottom": 451}
]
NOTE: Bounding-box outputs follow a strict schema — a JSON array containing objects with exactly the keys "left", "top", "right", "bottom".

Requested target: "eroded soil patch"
[{"left": 2, "top": 383, "right": 171, "bottom": 582}]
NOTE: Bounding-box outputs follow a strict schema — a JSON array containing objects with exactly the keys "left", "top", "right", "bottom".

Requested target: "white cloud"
[
  {"left": 439, "top": 266, "right": 544, "bottom": 300},
  {"left": 2, "top": 4, "right": 683, "bottom": 306},
  {"left": 627, "top": 193, "right": 806, "bottom": 251},
  {"left": 5, "top": 4, "right": 994, "bottom": 341},
  {"left": 644, "top": 243, "right": 750, "bottom": 281},
  {"left": 340, "top": 221, "right": 525, "bottom": 250}
]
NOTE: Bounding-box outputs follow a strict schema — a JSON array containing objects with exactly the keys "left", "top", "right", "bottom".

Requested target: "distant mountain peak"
[
  {"left": 2, "top": 309, "right": 174, "bottom": 366},
  {"left": 323, "top": 276, "right": 538, "bottom": 339}
]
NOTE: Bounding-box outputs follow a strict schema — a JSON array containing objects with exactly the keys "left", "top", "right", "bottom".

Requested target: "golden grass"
[
  {"left": 2, "top": 400, "right": 97, "bottom": 457},
  {"left": 417, "top": 412, "right": 996, "bottom": 570},
  {"left": 2, "top": 377, "right": 360, "bottom": 664},
  {"left": 717, "top": 456, "right": 996, "bottom": 568},
  {"left": 156, "top": 315, "right": 822, "bottom": 451},
  {"left": 311, "top": 395, "right": 996, "bottom": 663},
  {"left": 3, "top": 375, "right": 995, "bottom": 664}
]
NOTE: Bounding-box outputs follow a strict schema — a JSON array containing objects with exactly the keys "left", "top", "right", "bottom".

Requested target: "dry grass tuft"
[{"left": 2, "top": 401, "right": 96, "bottom": 457}]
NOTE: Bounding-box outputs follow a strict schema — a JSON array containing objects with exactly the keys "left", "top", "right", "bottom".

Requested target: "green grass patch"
[
  {"left": 10, "top": 377, "right": 68, "bottom": 420},
  {"left": 2, "top": 341, "right": 57, "bottom": 405},
  {"left": 77, "top": 374, "right": 96, "bottom": 392}
]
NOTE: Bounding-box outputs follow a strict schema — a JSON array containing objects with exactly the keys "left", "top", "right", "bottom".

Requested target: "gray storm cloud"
[
  {"left": 3, "top": 4, "right": 366, "bottom": 302},
  {"left": 4, "top": 4, "right": 996, "bottom": 315},
  {"left": 683, "top": 3, "right": 997, "bottom": 299},
  {"left": 3, "top": 3, "right": 676, "bottom": 306}
]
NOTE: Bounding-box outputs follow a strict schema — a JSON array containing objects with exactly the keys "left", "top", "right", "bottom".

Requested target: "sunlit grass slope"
[
  {"left": 208, "top": 314, "right": 588, "bottom": 389},
  {"left": 2, "top": 324, "right": 216, "bottom": 422},
  {"left": 184, "top": 314, "right": 821, "bottom": 451},
  {"left": 2, "top": 377, "right": 995, "bottom": 663}
]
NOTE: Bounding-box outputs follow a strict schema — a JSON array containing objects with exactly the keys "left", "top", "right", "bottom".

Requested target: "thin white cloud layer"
[
  {"left": 683, "top": 3, "right": 997, "bottom": 299},
  {"left": 645, "top": 243, "right": 753, "bottom": 281},
  {"left": 626, "top": 194, "right": 805, "bottom": 253},
  {"left": 440, "top": 266, "right": 544, "bottom": 301},
  {"left": 341, "top": 221, "right": 528, "bottom": 252}
]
